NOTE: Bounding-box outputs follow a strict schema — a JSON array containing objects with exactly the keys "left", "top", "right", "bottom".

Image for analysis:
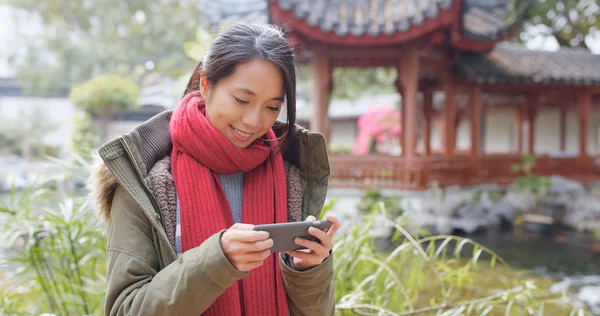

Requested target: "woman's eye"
[
  {"left": 268, "top": 106, "right": 281, "bottom": 112},
  {"left": 233, "top": 96, "right": 249, "bottom": 104}
]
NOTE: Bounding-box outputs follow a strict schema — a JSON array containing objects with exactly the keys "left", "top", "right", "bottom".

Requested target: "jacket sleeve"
[
  {"left": 279, "top": 253, "right": 335, "bottom": 316},
  {"left": 104, "top": 186, "right": 247, "bottom": 316}
]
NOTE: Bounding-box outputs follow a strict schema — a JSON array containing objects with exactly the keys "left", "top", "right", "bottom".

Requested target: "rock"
[
  {"left": 548, "top": 175, "right": 585, "bottom": 196},
  {"left": 406, "top": 211, "right": 437, "bottom": 234},
  {"left": 452, "top": 217, "right": 483, "bottom": 234},
  {"left": 552, "top": 276, "right": 600, "bottom": 315},
  {"left": 489, "top": 196, "right": 519, "bottom": 223},
  {"left": 562, "top": 194, "right": 600, "bottom": 232},
  {"left": 577, "top": 285, "right": 600, "bottom": 314},
  {"left": 505, "top": 191, "right": 536, "bottom": 213},
  {"left": 435, "top": 216, "right": 453, "bottom": 235}
]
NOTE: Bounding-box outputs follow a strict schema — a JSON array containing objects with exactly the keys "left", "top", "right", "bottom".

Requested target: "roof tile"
[{"left": 456, "top": 42, "right": 600, "bottom": 86}]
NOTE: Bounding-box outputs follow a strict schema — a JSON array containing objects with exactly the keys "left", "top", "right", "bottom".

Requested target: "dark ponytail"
[
  {"left": 182, "top": 23, "right": 297, "bottom": 153},
  {"left": 183, "top": 61, "right": 203, "bottom": 97}
]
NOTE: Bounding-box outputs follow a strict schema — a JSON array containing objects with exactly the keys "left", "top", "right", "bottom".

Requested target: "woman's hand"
[
  {"left": 286, "top": 214, "right": 342, "bottom": 271},
  {"left": 220, "top": 223, "right": 274, "bottom": 272}
]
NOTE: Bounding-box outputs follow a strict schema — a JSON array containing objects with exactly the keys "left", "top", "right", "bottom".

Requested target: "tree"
[
  {"left": 518, "top": 0, "right": 600, "bottom": 50},
  {"left": 297, "top": 66, "right": 397, "bottom": 101},
  {"left": 69, "top": 110, "right": 99, "bottom": 160},
  {"left": 5, "top": 0, "right": 202, "bottom": 96},
  {"left": 354, "top": 105, "right": 401, "bottom": 155},
  {"left": 69, "top": 75, "right": 140, "bottom": 141}
]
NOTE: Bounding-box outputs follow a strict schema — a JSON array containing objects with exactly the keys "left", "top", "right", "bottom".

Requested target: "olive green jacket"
[{"left": 89, "top": 111, "right": 334, "bottom": 315}]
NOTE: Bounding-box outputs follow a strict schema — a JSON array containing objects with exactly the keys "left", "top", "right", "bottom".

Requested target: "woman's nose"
[{"left": 241, "top": 108, "right": 263, "bottom": 129}]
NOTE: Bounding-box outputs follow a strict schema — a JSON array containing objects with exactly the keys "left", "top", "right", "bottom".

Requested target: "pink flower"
[{"left": 353, "top": 104, "right": 401, "bottom": 154}]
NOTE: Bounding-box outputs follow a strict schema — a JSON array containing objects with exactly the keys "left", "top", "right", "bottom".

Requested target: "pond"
[
  {"left": 330, "top": 192, "right": 600, "bottom": 314},
  {"left": 463, "top": 226, "right": 600, "bottom": 315},
  {"left": 464, "top": 226, "right": 600, "bottom": 276}
]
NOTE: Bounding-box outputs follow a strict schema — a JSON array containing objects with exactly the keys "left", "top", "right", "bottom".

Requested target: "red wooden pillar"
[
  {"left": 443, "top": 79, "right": 456, "bottom": 157},
  {"left": 397, "top": 46, "right": 419, "bottom": 157},
  {"left": 396, "top": 81, "right": 405, "bottom": 154},
  {"left": 310, "top": 52, "right": 332, "bottom": 142},
  {"left": 579, "top": 92, "right": 591, "bottom": 157},
  {"left": 423, "top": 90, "right": 433, "bottom": 156},
  {"left": 559, "top": 106, "right": 567, "bottom": 152},
  {"left": 470, "top": 86, "right": 482, "bottom": 156},
  {"left": 526, "top": 95, "right": 537, "bottom": 155}
]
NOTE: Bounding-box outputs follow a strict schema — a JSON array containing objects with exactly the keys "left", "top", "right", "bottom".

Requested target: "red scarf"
[{"left": 170, "top": 91, "right": 289, "bottom": 316}]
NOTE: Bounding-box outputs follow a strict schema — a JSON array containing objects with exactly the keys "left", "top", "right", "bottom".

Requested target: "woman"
[{"left": 89, "top": 23, "right": 341, "bottom": 316}]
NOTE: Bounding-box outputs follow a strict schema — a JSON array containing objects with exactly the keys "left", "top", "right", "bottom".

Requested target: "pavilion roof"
[
  {"left": 274, "top": 0, "right": 453, "bottom": 37},
  {"left": 455, "top": 43, "right": 600, "bottom": 86},
  {"left": 461, "top": 0, "right": 529, "bottom": 42},
  {"left": 269, "top": 0, "right": 529, "bottom": 49}
]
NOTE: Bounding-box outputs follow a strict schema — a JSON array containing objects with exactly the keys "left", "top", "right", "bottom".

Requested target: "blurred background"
[{"left": 1, "top": 0, "right": 599, "bottom": 315}]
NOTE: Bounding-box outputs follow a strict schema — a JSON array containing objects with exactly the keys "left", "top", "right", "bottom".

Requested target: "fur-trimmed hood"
[{"left": 88, "top": 155, "right": 119, "bottom": 223}]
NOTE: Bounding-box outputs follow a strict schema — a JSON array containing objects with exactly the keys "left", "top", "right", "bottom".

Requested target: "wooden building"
[{"left": 269, "top": 0, "right": 600, "bottom": 190}]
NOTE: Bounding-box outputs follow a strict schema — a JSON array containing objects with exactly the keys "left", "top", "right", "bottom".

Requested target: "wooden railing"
[
  {"left": 328, "top": 155, "right": 423, "bottom": 189},
  {"left": 328, "top": 154, "right": 600, "bottom": 190}
]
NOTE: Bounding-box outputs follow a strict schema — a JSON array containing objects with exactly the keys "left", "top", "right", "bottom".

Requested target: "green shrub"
[
  {"left": 329, "top": 143, "right": 353, "bottom": 155},
  {"left": 333, "top": 213, "right": 590, "bottom": 315},
  {"left": 0, "top": 159, "right": 106, "bottom": 316},
  {"left": 356, "top": 188, "right": 403, "bottom": 218}
]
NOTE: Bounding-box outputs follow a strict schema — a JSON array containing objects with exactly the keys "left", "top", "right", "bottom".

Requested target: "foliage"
[
  {"left": 167, "top": 27, "right": 216, "bottom": 99},
  {"left": 357, "top": 188, "right": 403, "bottom": 218},
  {"left": 0, "top": 157, "right": 106, "bottom": 315},
  {"left": 0, "top": 107, "right": 59, "bottom": 160},
  {"left": 329, "top": 143, "right": 353, "bottom": 155},
  {"left": 333, "top": 208, "right": 591, "bottom": 315},
  {"left": 318, "top": 198, "right": 338, "bottom": 221},
  {"left": 511, "top": 154, "right": 550, "bottom": 200},
  {"left": 5, "top": 0, "right": 201, "bottom": 95},
  {"left": 296, "top": 66, "right": 397, "bottom": 102},
  {"left": 69, "top": 75, "right": 140, "bottom": 113},
  {"left": 183, "top": 27, "right": 214, "bottom": 63},
  {"left": 517, "top": 0, "right": 600, "bottom": 50},
  {"left": 69, "top": 110, "right": 100, "bottom": 160},
  {"left": 354, "top": 105, "right": 401, "bottom": 155},
  {"left": 69, "top": 74, "right": 140, "bottom": 141},
  {"left": 0, "top": 157, "right": 592, "bottom": 315}
]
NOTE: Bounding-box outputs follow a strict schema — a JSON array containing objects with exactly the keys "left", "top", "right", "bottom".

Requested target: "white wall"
[
  {"left": 589, "top": 111, "right": 600, "bottom": 155},
  {"left": 330, "top": 120, "right": 358, "bottom": 148},
  {"left": 332, "top": 104, "right": 600, "bottom": 156},
  {"left": 534, "top": 108, "right": 560, "bottom": 154},
  {"left": 482, "top": 107, "right": 517, "bottom": 153},
  {"left": 106, "top": 121, "right": 145, "bottom": 140},
  {"left": 0, "top": 96, "right": 76, "bottom": 149}
]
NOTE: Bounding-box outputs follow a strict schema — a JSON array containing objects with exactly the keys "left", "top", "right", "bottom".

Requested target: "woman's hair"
[{"left": 184, "top": 23, "right": 296, "bottom": 152}]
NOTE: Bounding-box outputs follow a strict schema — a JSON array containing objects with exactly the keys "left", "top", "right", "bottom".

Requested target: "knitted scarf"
[{"left": 170, "top": 91, "right": 289, "bottom": 315}]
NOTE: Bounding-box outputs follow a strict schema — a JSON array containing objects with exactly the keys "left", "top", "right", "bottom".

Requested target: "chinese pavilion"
[{"left": 269, "top": 0, "right": 600, "bottom": 189}]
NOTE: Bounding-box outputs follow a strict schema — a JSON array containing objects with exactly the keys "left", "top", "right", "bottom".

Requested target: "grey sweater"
[{"left": 175, "top": 172, "right": 244, "bottom": 257}]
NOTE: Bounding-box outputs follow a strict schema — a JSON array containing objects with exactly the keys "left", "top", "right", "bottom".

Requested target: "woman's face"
[{"left": 200, "top": 58, "right": 285, "bottom": 148}]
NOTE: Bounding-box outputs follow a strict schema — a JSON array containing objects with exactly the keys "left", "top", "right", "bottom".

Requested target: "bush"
[
  {"left": 0, "top": 160, "right": 591, "bottom": 315},
  {"left": 69, "top": 110, "right": 99, "bottom": 160},
  {"left": 356, "top": 188, "right": 403, "bottom": 218},
  {"left": 0, "top": 159, "right": 106, "bottom": 315},
  {"left": 333, "top": 212, "right": 591, "bottom": 315},
  {"left": 69, "top": 74, "right": 140, "bottom": 141},
  {"left": 329, "top": 143, "right": 353, "bottom": 155}
]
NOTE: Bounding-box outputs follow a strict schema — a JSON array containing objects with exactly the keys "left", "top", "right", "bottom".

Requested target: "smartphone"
[{"left": 253, "top": 220, "right": 333, "bottom": 253}]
